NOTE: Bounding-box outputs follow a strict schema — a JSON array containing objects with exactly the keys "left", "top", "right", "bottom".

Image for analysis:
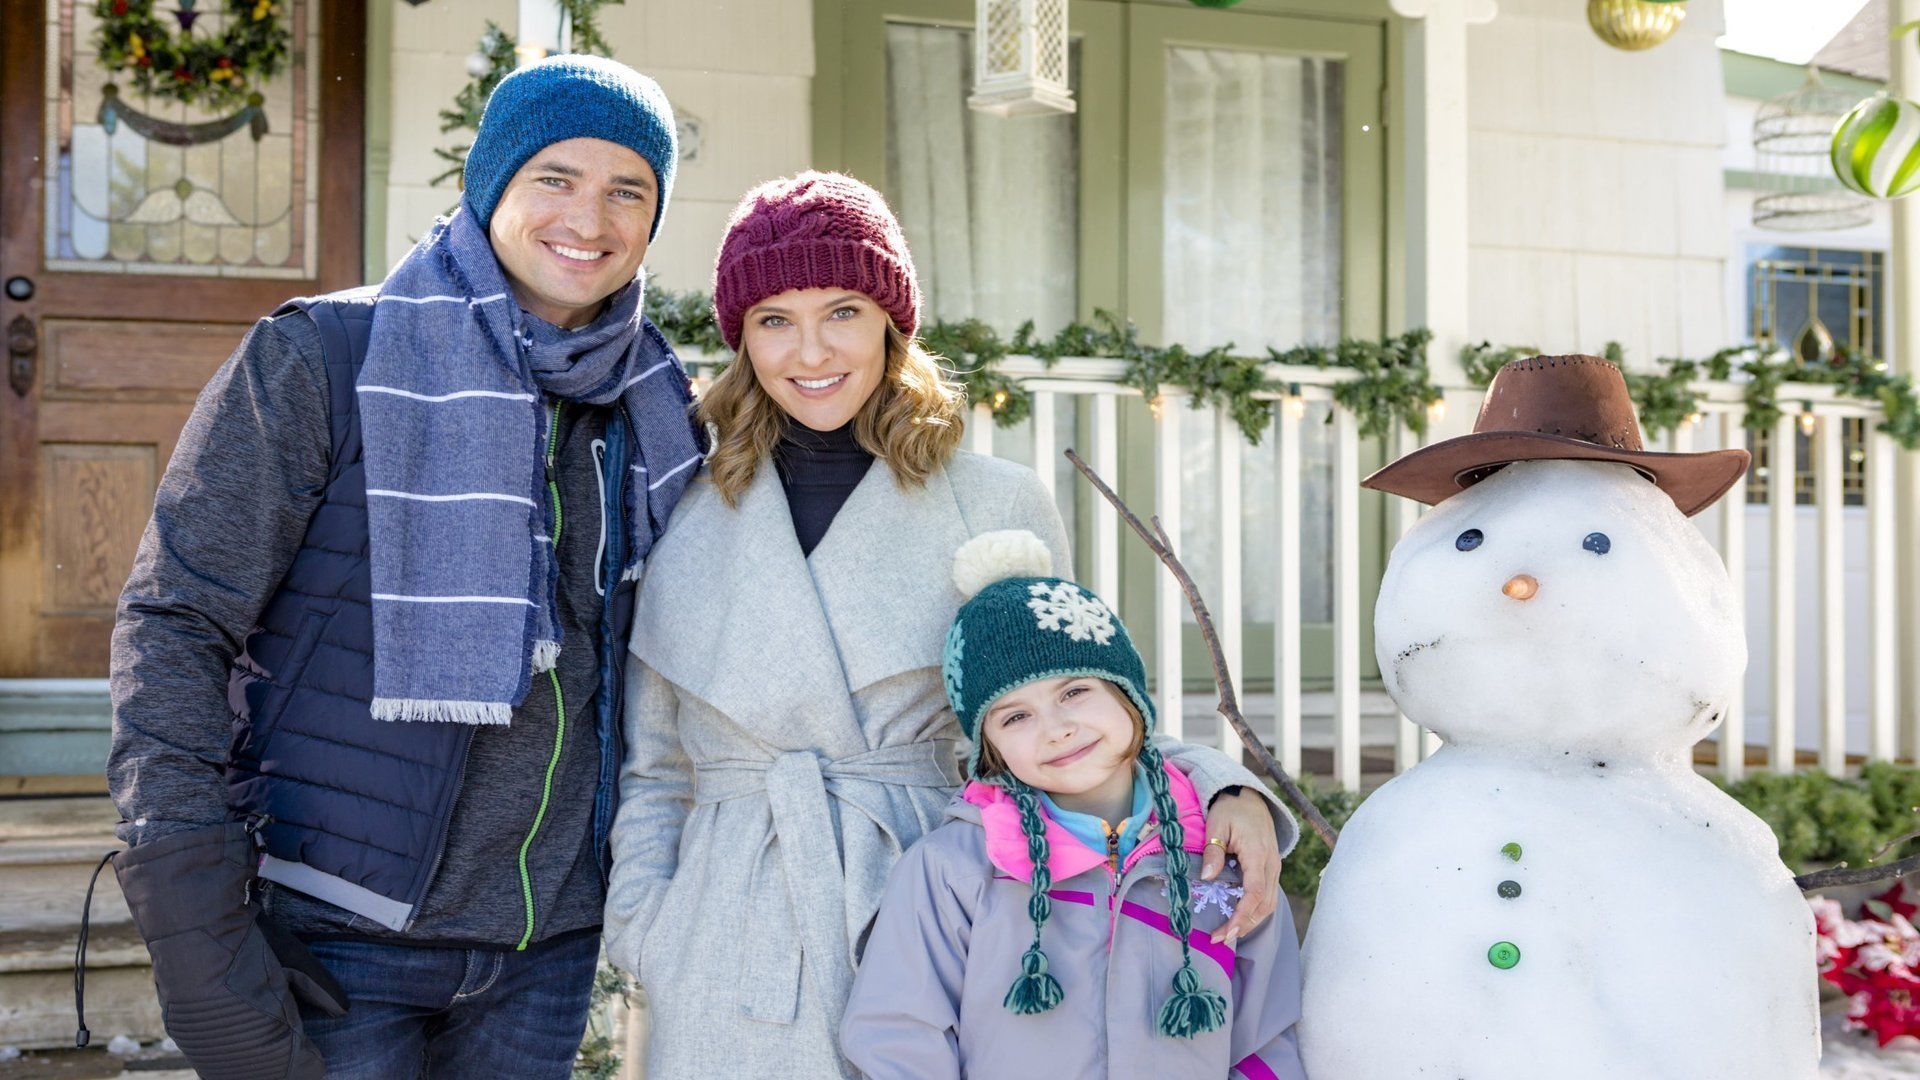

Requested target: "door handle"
[{"left": 8, "top": 315, "right": 36, "bottom": 397}]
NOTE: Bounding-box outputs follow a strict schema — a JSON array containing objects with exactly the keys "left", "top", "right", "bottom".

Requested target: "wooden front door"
[{"left": 0, "top": 0, "right": 363, "bottom": 677}]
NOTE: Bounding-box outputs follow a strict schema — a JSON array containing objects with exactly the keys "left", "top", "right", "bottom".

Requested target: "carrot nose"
[{"left": 1502, "top": 574, "right": 1539, "bottom": 601}]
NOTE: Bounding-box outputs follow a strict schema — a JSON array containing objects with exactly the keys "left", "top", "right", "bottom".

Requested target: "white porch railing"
[{"left": 971, "top": 356, "right": 1917, "bottom": 789}]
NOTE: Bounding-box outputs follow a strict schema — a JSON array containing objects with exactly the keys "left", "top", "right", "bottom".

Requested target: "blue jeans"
[{"left": 296, "top": 930, "right": 600, "bottom": 1079}]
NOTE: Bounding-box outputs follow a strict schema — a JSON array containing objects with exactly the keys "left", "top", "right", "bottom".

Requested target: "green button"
[
  {"left": 1500, "top": 842, "right": 1523, "bottom": 862},
  {"left": 1488, "top": 941, "right": 1521, "bottom": 969},
  {"left": 1498, "top": 879, "right": 1522, "bottom": 899}
]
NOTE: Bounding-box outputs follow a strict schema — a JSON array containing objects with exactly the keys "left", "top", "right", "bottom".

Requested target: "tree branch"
[
  {"left": 1796, "top": 853, "right": 1920, "bottom": 893},
  {"left": 1065, "top": 449, "right": 1339, "bottom": 850}
]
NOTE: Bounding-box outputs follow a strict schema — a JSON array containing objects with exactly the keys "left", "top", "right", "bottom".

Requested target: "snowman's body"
[{"left": 1300, "top": 460, "right": 1819, "bottom": 1079}]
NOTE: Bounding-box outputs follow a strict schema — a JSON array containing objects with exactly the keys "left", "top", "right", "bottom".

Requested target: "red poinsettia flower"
[
  {"left": 111, "top": 0, "right": 128, "bottom": 13},
  {"left": 216, "top": 57, "right": 233, "bottom": 68},
  {"left": 1853, "top": 985, "right": 1920, "bottom": 1047},
  {"left": 1817, "top": 888, "right": 1920, "bottom": 1046},
  {"left": 1876, "top": 882, "right": 1918, "bottom": 920},
  {"left": 174, "top": 67, "right": 193, "bottom": 81}
]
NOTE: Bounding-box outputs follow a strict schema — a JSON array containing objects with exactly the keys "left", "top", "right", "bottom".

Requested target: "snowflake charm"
[
  {"left": 1190, "top": 878, "right": 1245, "bottom": 918},
  {"left": 1026, "top": 582, "right": 1117, "bottom": 645}
]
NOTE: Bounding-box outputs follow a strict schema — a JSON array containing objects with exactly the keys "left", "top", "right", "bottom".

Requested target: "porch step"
[
  {"left": 0, "top": 681, "right": 111, "bottom": 780},
  {"left": 0, "top": 797, "right": 158, "bottom": 1052}
]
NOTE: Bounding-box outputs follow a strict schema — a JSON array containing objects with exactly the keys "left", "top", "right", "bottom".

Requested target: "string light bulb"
[
  {"left": 991, "top": 390, "right": 1009, "bottom": 410},
  {"left": 1686, "top": 411, "right": 1704, "bottom": 427},
  {"left": 1148, "top": 394, "right": 1165, "bottom": 420},
  {"left": 1286, "top": 395, "right": 1307, "bottom": 419},
  {"left": 1427, "top": 398, "right": 1447, "bottom": 421},
  {"left": 1798, "top": 411, "right": 1817, "bottom": 436}
]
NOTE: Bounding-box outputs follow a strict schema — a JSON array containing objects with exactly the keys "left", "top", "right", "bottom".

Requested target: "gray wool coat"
[{"left": 602, "top": 450, "right": 1288, "bottom": 1078}]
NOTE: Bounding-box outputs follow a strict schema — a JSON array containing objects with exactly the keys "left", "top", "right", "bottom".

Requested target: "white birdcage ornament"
[
  {"left": 1751, "top": 68, "right": 1870, "bottom": 231},
  {"left": 967, "top": 0, "right": 1075, "bottom": 117}
]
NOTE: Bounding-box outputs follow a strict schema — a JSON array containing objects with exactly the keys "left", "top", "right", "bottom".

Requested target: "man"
[{"left": 105, "top": 55, "right": 702, "bottom": 1079}]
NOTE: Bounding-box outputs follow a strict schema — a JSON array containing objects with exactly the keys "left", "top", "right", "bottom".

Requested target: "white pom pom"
[{"left": 953, "top": 529, "right": 1054, "bottom": 599}]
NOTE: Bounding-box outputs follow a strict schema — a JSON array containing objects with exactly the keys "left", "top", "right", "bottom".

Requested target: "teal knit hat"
[
  {"left": 943, "top": 531, "right": 1155, "bottom": 777},
  {"left": 942, "top": 530, "right": 1227, "bottom": 1038},
  {"left": 464, "top": 54, "right": 678, "bottom": 238}
]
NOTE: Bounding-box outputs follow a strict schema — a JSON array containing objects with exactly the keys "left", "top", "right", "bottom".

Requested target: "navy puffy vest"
[{"left": 226, "top": 290, "right": 474, "bottom": 930}]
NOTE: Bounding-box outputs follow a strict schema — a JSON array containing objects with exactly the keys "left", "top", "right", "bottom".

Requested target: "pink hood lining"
[{"left": 960, "top": 761, "right": 1207, "bottom": 883}]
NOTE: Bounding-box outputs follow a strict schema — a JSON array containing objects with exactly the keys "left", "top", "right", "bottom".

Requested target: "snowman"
[{"left": 1298, "top": 356, "right": 1819, "bottom": 1079}]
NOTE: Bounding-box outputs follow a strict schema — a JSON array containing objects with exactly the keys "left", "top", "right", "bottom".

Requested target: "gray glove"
[{"left": 112, "top": 822, "right": 346, "bottom": 1080}]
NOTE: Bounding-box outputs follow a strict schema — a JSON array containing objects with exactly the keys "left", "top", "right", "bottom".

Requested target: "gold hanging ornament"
[{"left": 1587, "top": 0, "right": 1686, "bottom": 52}]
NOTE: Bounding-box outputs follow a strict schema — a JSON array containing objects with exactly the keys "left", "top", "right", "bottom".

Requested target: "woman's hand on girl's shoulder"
[{"left": 1198, "top": 788, "right": 1280, "bottom": 944}]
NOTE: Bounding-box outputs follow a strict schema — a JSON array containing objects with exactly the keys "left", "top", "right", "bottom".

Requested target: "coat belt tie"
[{"left": 692, "top": 741, "right": 961, "bottom": 1025}]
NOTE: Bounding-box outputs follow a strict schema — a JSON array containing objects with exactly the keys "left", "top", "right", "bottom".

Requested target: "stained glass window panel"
[{"left": 43, "top": 0, "right": 320, "bottom": 279}]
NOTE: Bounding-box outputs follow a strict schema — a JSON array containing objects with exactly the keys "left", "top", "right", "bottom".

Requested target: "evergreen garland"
[
  {"left": 557, "top": 0, "right": 624, "bottom": 59},
  {"left": 1274, "top": 328, "right": 1440, "bottom": 439},
  {"left": 645, "top": 285, "right": 1920, "bottom": 450},
  {"left": 433, "top": 0, "right": 625, "bottom": 187},
  {"left": 642, "top": 284, "right": 729, "bottom": 353},
  {"left": 641, "top": 285, "right": 1444, "bottom": 444},
  {"left": 432, "top": 22, "right": 518, "bottom": 187},
  {"left": 1460, "top": 341, "right": 1920, "bottom": 450},
  {"left": 1279, "top": 761, "right": 1920, "bottom": 906}
]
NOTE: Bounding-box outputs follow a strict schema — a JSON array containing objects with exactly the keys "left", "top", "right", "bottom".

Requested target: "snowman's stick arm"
[
  {"left": 1794, "top": 852, "right": 1920, "bottom": 892},
  {"left": 1064, "top": 448, "right": 1340, "bottom": 850}
]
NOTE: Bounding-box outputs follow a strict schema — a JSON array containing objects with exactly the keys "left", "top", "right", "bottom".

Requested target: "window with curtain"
[
  {"left": 884, "top": 22, "right": 1080, "bottom": 338},
  {"left": 1163, "top": 46, "right": 1344, "bottom": 625}
]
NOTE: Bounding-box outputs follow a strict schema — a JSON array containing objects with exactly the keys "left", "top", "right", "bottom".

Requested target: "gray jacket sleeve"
[
  {"left": 1228, "top": 893, "right": 1309, "bottom": 1079},
  {"left": 107, "top": 311, "right": 331, "bottom": 847},
  {"left": 839, "top": 835, "right": 978, "bottom": 1080}
]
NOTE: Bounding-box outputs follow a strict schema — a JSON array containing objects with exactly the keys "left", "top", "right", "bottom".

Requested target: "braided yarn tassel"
[
  {"left": 1002, "top": 778, "right": 1064, "bottom": 1015},
  {"left": 1142, "top": 745, "right": 1229, "bottom": 1038}
]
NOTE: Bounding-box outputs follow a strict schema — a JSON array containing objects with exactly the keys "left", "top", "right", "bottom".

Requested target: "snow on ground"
[{"left": 1823, "top": 1009, "right": 1920, "bottom": 1078}]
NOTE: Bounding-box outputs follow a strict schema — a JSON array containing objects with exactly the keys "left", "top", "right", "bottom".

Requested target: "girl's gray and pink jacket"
[{"left": 840, "top": 760, "right": 1307, "bottom": 1079}]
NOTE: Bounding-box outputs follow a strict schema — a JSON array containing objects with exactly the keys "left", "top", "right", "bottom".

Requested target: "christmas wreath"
[{"left": 93, "top": 0, "right": 291, "bottom": 113}]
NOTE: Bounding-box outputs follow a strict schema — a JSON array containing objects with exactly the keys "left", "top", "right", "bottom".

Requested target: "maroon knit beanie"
[{"left": 711, "top": 171, "right": 921, "bottom": 352}]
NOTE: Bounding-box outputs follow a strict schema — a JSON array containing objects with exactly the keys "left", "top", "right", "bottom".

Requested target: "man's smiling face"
[{"left": 486, "top": 137, "right": 658, "bottom": 328}]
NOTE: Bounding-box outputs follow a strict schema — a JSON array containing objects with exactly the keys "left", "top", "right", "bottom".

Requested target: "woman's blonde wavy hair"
[
  {"left": 698, "top": 319, "right": 967, "bottom": 503},
  {"left": 698, "top": 321, "right": 967, "bottom": 506}
]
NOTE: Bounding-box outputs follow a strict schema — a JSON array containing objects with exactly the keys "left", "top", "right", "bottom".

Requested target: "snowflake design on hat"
[{"left": 1027, "top": 581, "right": 1116, "bottom": 645}]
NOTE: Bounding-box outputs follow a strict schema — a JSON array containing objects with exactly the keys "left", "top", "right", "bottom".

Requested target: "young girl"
[{"left": 841, "top": 530, "right": 1307, "bottom": 1079}]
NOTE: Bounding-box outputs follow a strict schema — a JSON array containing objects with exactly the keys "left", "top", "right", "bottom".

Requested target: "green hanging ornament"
[{"left": 1831, "top": 93, "right": 1920, "bottom": 201}]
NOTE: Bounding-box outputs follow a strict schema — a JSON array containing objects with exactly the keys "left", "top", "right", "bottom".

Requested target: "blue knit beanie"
[{"left": 463, "top": 54, "right": 678, "bottom": 238}]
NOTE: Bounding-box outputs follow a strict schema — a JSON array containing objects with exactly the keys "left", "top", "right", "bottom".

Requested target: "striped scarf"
[{"left": 355, "top": 202, "right": 703, "bottom": 724}]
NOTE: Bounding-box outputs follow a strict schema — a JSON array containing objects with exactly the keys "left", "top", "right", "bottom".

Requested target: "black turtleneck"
[{"left": 774, "top": 421, "right": 876, "bottom": 556}]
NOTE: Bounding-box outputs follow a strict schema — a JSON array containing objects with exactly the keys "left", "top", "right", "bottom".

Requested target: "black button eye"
[
  {"left": 1455, "top": 529, "right": 1483, "bottom": 552},
  {"left": 1583, "top": 532, "right": 1611, "bottom": 555}
]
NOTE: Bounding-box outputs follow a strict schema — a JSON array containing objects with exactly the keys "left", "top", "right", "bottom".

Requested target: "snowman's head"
[{"left": 1373, "top": 459, "right": 1744, "bottom": 758}]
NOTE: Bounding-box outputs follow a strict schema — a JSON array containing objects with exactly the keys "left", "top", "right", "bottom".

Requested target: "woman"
[{"left": 603, "top": 172, "right": 1295, "bottom": 1077}]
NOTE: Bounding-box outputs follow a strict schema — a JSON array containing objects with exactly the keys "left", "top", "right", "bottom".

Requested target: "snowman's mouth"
[{"left": 1395, "top": 636, "right": 1443, "bottom": 664}]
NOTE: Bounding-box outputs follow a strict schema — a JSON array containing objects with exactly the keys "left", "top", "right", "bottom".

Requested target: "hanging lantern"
[
  {"left": 968, "top": 0, "right": 1074, "bottom": 117},
  {"left": 1586, "top": 0, "right": 1685, "bottom": 52},
  {"left": 1831, "top": 93, "right": 1920, "bottom": 200},
  {"left": 1752, "top": 68, "right": 1871, "bottom": 230}
]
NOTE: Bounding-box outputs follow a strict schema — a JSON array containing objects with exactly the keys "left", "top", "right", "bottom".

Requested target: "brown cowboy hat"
[{"left": 1362, "top": 354, "right": 1750, "bottom": 517}]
